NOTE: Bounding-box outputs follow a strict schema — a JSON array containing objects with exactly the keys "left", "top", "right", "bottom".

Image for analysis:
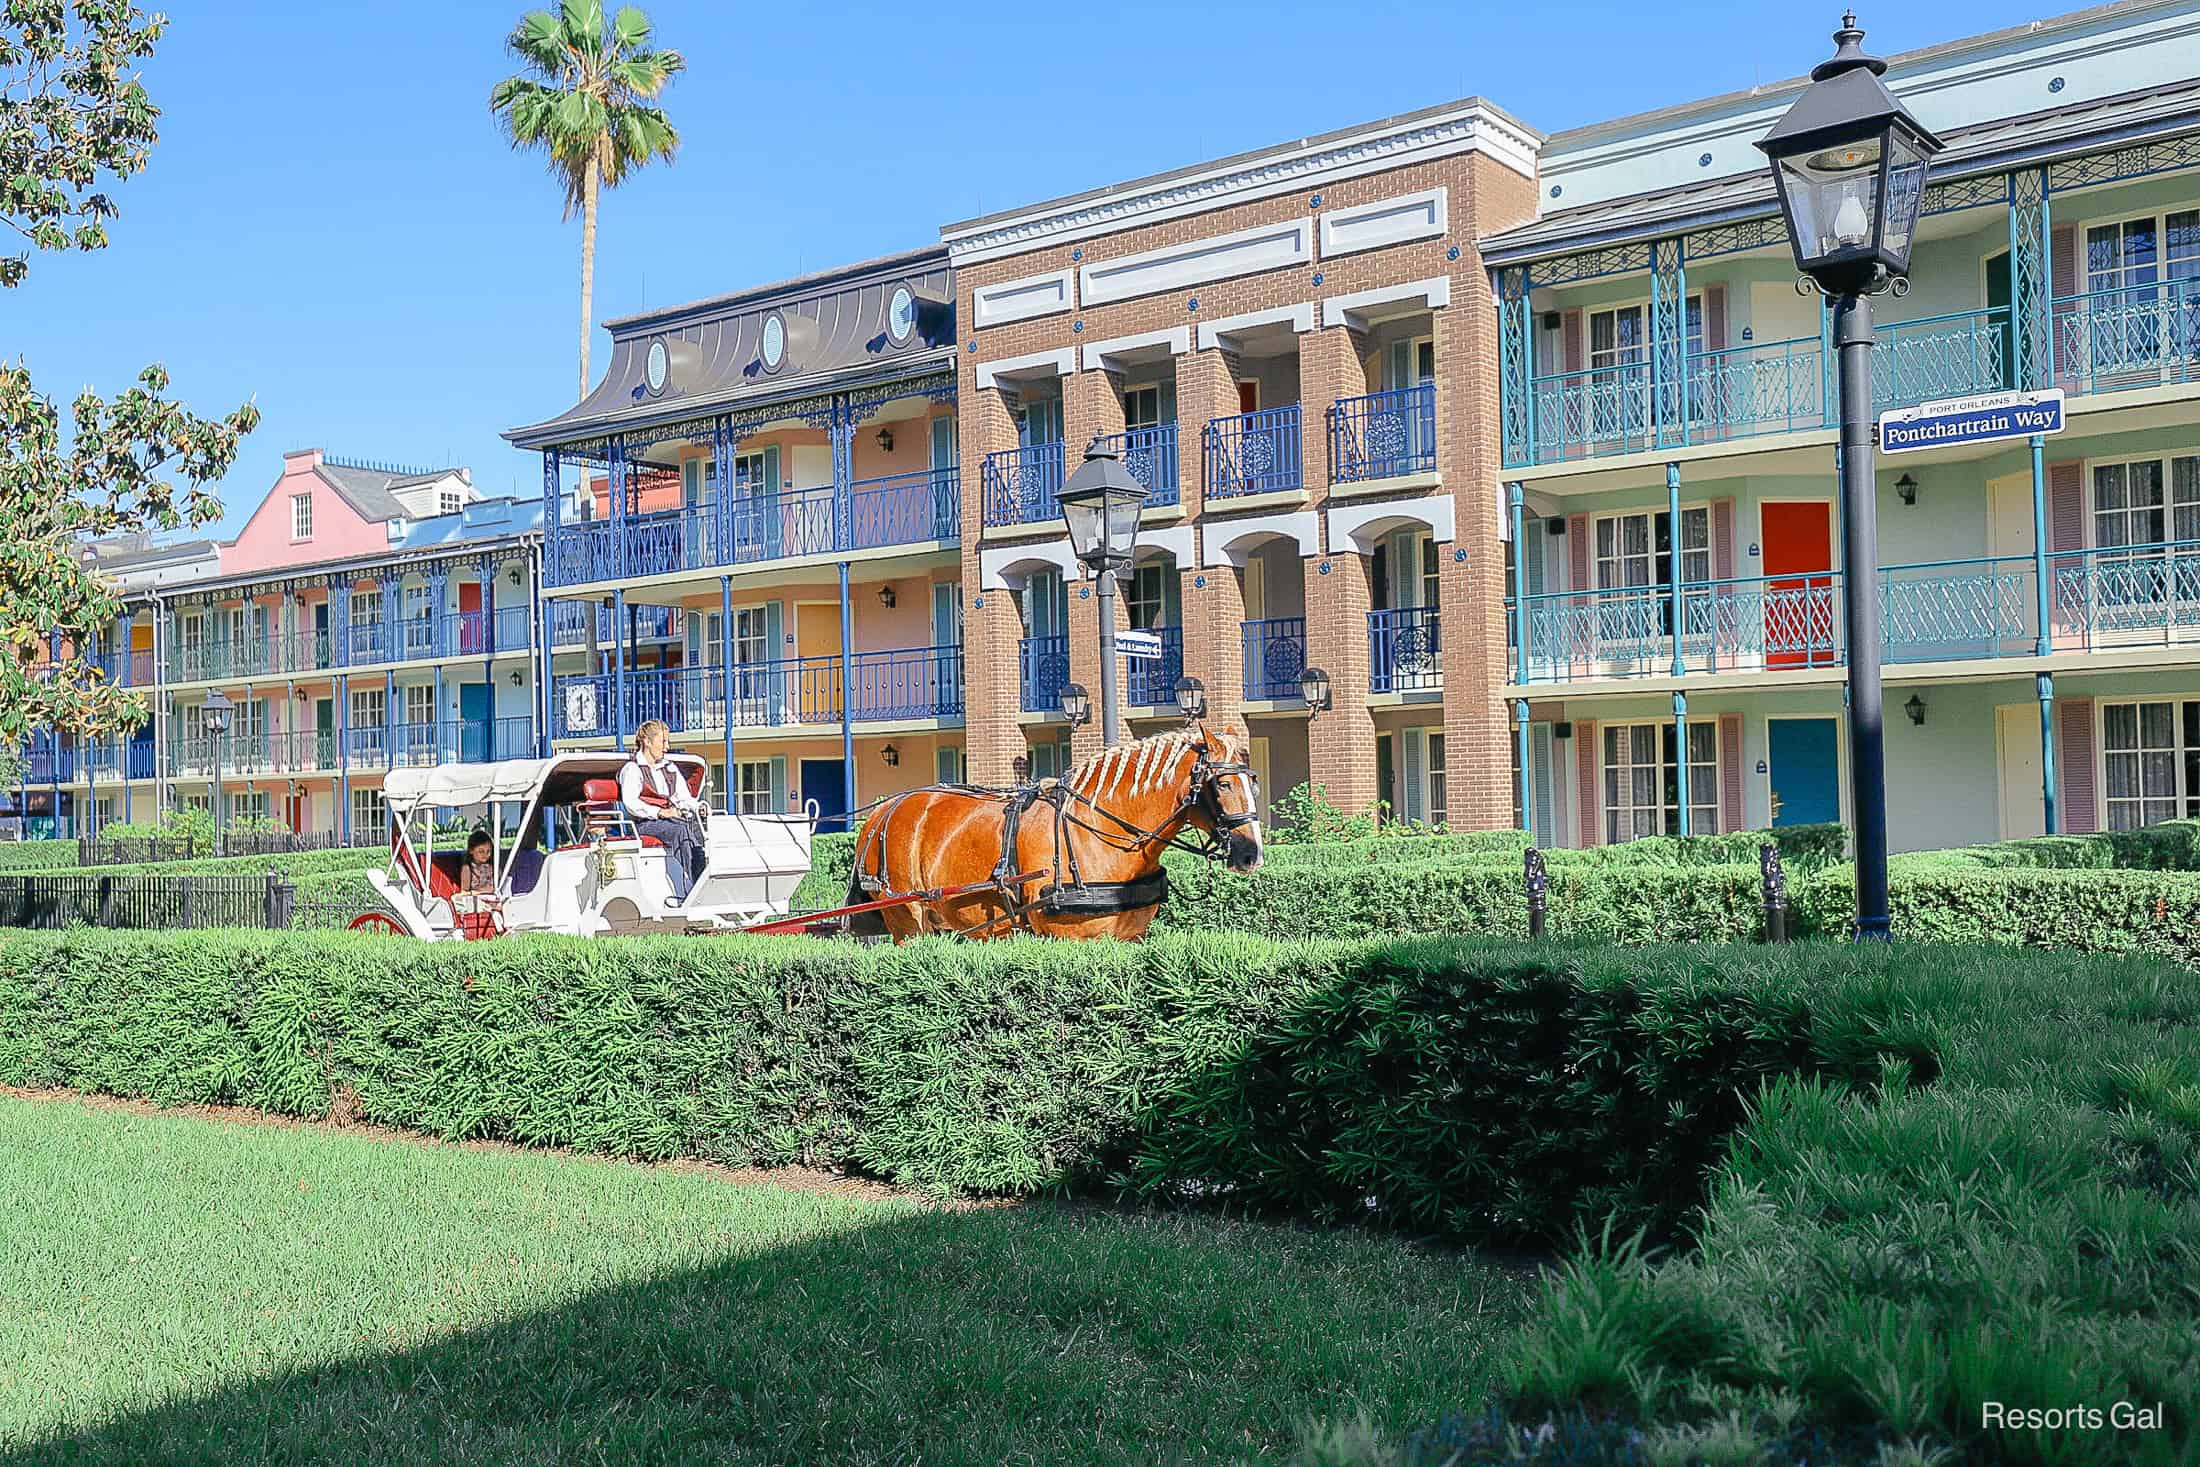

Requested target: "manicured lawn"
[{"left": 0, "top": 1093, "right": 1533, "bottom": 1465}]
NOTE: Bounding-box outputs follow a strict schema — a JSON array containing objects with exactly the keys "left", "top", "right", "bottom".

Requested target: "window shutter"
[
  {"left": 1718, "top": 714, "right": 1744, "bottom": 835},
  {"left": 2047, "top": 461, "right": 2085, "bottom": 644},
  {"left": 1524, "top": 530, "right": 1547, "bottom": 597},
  {"left": 765, "top": 601, "right": 785, "bottom": 722},
  {"left": 1530, "top": 723, "right": 1555, "bottom": 848},
  {"left": 682, "top": 458, "right": 701, "bottom": 507},
  {"left": 1562, "top": 310, "right": 1584, "bottom": 374},
  {"left": 769, "top": 754, "right": 788, "bottom": 814},
  {"left": 2056, "top": 698, "right": 2097, "bottom": 834},
  {"left": 1702, "top": 286, "right": 1728, "bottom": 353},
  {"left": 1401, "top": 728, "right": 1426, "bottom": 823},
  {"left": 1568, "top": 515, "right": 1590, "bottom": 594},
  {"left": 2050, "top": 227, "right": 2079, "bottom": 385},
  {"left": 935, "top": 744, "right": 961, "bottom": 784},
  {"left": 1575, "top": 720, "right": 1600, "bottom": 846},
  {"left": 1712, "top": 499, "right": 1735, "bottom": 582}
]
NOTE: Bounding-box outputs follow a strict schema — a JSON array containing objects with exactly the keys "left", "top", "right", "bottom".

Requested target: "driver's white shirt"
[{"left": 620, "top": 754, "right": 704, "bottom": 822}]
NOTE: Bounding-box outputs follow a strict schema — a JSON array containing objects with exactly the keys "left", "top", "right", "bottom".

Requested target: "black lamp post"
[
  {"left": 202, "top": 688, "right": 232, "bottom": 856},
  {"left": 1056, "top": 441, "right": 1145, "bottom": 748},
  {"left": 1757, "top": 11, "right": 1941, "bottom": 942}
]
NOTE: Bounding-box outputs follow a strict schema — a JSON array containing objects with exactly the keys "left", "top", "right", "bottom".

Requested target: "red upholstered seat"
[{"left": 580, "top": 777, "right": 620, "bottom": 804}]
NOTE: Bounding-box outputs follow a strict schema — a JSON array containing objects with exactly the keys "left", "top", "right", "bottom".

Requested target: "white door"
[{"left": 1996, "top": 702, "right": 2046, "bottom": 839}]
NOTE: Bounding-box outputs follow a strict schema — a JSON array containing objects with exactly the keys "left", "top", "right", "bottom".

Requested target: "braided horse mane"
[{"left": 1056, "top": 727, "right": 1209, "bottom": 803}]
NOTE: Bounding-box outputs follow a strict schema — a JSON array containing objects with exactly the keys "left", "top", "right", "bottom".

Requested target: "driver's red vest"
[{"left": 628, "top": 756, "right": 679, "bottom": 812}]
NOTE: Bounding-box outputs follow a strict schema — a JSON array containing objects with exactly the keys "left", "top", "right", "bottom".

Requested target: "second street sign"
[{"left": 1878, "top": 388, "right": 2065, "bottom": 454}]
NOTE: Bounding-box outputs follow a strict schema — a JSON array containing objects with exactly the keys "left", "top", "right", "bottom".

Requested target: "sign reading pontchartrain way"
[{"left": 1877, "top": 388, "right": 2065, "bottom": 454}]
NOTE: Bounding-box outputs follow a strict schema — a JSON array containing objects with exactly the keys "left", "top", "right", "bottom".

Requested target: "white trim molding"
[
  {"left": 980, "top": 539, "right": 1081, "bottom": 591},
  {"left": 1080, "top": 218, "right": 1312, "bottom": 308},
  {"left": 975, "top": 346, "right": 1077, "bottom": 391},
  {"left": 1201, "top": 510, "right": 1323, "bottom": 567},
  {"left": 1196, "top": 303, "right": 1316, "bottom": 352},
  {"left": 1131, "top": 525, "right": 1196, "bottom": 566},
  {"left": 1080, "top": 325, "right": 1192, "bottom": 373},
  {"left": 973, "top": 267, "right": 1075, "bottom": 328},
  {"left": 1322, "top": 276, "right": 1452, "bottom": 329},
  {"left": 1318, "top": 187, "right": 1448, "bottom": 258},
  {"left": 941, "top": 100, "right": 1541, "bottom": 266},
  {"left": 1328, "top": 494, "right": 1456, "bottom": 553}
]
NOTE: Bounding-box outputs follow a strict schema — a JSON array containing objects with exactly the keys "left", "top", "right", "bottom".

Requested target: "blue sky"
[{"left": 11, "top": 0, "right": 2026, "bottom": 537}]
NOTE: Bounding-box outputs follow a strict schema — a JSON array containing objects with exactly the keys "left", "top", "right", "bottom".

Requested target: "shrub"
[
  {"left": 0, "top": 839, "right": 84, "bottom": 872},
  {"left": 1267, "top": 782, "right": 1380, "bottom": 844}
]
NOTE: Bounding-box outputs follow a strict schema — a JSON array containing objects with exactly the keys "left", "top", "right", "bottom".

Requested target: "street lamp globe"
[
  {"left": 1173, "top": 676, "right": 1206, "bottom": 721},
  {"left": 1060, "top": 682, "right": 1093, "bottom": 728},
  {"left": 1756, "top": 12, "right": 1942, "bottom": 295},
  {"left": 1055, "top": 441, "right": 1144, "bottom": 572},
  {"left": 202, "top": 688, "right": 233, "bottom": 736},
  {"left": 1298, "top": 666, "right": 1333, "bottom": 713}
]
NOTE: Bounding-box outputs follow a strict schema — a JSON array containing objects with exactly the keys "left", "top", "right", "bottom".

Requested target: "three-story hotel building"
[{"left": 26, "top": 1, "right": 2200, "bottom": 853}]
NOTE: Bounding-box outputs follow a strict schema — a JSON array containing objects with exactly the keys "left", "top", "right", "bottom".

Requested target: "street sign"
[
  {"left": 1116, "top": 630, "right": 1164, "bottom": 660},
  {"left": 1878, "top": 388, "right": 2064, "bottom": 455}
]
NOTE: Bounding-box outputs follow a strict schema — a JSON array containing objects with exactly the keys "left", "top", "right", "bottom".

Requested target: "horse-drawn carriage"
[{"left": 349, "top": 723, "right": 1263, "bottom": 943}]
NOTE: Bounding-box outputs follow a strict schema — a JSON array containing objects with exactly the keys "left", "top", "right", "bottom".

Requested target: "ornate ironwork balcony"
[
  {"left": 982, "top": 443, "right": 1067, "bottom": 528},
  {"left": 1123, "top": 624, "right": 1184, "bottom": 707},
  {"left": 549, "top": 645, "right": 964, "bottom": 740},
  {"left": 1205, "top": 406, "right": 1303, "bottom": 499},
  {"left": 1240, "top": 617, "right": 1307, "bottom": 700},
  {"left": 1369, "top": 605, "right": 1443, "bottom": 693},
  {"left": 2052, "top": 279, "right": 2200, "bottom": 396},
  {"left": 1330, "top": 384, "right": 1436, "bottom": 483},
  {"left": 1018, "top": 634, "right": 1069, "bottom": 713},
  {"left": 1094, "top": 425, "right": 1179, "bottom": 508}
]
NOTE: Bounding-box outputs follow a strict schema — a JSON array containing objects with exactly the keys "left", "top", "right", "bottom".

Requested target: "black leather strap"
[{"left": 1037, "top": 868, "right": 1171, "bottom": 915}]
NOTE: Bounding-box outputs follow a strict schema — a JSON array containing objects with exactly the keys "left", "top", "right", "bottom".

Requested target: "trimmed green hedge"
[
  {"left": 0, "top": 846, "right": 387, "bottom": 879},
  {"left": 0, "top": 840, "right": 87, "bottom": 872},
  {"left": 0, "top": 928, "right": 1920, "bottom": 1246},
  {"left": 1922, "top": 818, "right": 2200, "bottom": 872}
]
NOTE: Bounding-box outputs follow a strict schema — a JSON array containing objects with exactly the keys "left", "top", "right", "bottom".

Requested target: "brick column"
[
  {"left": 1062, "top": 369, "right": 1126, "bottom": 763},
  {"left": 1062, "top": 366, "right": 1123, "bottom": 466},
  {"left": 1303, "top": 551, "right": 1378, "bottom": 816},
  {"left": 1177, "top": 346, "right": 1241, "bottom": 720},
  {"left": 1436, "top": 250, "right": 1515, "bottom": 831},
  {"left": 1299, "top": 325, "right": 1361, "bottom": 501},
  {"left": 1176, "top": 346, "right": 1233, "bottom": 516},
  {"left": 960, "top": 383, "right": 1023, "bottom": 786}
]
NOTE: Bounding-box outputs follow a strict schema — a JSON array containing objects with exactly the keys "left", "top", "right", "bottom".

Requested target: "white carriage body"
[{"left": 366, "top": 753, "right": 814, "bottom": 940}]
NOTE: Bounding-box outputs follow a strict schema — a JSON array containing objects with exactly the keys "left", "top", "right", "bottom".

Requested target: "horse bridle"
[{"left": 1059, "top": 737, "right": 1258, "bottom": 860}]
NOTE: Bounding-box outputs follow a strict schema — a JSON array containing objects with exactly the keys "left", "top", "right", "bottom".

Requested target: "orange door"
[{"left": 1761, "top": 501, "right": 1835, "bottom": 669}]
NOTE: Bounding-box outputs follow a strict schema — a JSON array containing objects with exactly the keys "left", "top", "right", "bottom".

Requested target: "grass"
[{"left": 0, "top": 1092, "right": 1535, "bottom": 1466}]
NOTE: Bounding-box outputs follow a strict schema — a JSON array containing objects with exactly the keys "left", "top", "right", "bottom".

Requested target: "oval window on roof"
[
  {"left": 645, "top": 339, "right": 668, "bottom": 393},
  {"left": 761, "top": 313, "right": 786, "bottom": 370},
  {"left": 888, "top": 285, "right": 916, "bottom": 345}
]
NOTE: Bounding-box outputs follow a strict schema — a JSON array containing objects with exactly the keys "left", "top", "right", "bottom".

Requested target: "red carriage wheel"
[{"left": 348, "top": 911, "right": 406, "bottom": 935}]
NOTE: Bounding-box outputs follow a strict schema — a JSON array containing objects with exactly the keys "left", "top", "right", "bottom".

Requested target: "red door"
[
  {"left": 457, "top": 581, "right": 484, "bottom": 654},
  {"left": 1761, "top": 502, "right": 1835, "bottom": 668}
]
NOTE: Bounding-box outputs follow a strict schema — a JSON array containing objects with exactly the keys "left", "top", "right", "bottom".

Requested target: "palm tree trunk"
[{"left": 578, "top": 153, "right": 600, "bottom": 401}]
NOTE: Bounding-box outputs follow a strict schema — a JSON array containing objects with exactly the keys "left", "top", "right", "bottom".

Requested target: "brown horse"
[{"left": 845, "top": 720, "right": 1263, "bottom": 940}]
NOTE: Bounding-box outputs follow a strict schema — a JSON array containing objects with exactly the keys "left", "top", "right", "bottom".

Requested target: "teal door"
[
  {"left": 458, "top": 682, "right": 491, "bottom": 762},
  {"left": 1768, "top": 718, "right": 1840, "bottom": 827}
]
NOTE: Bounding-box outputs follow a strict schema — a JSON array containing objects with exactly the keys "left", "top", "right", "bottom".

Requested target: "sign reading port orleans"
[{"left": 1877, "top": 387, "right": 2066, "bottom": 454}]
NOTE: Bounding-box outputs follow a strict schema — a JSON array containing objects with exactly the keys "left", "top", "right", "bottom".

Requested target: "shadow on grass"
[{"left": 2, "top": 1199, "right": 1529, "bottom": 1467}]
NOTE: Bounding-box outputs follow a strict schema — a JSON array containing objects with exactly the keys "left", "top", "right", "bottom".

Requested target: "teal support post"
[
  {"left": 1509, "top": 482, "right": 1528, "bottom": 685},
  {"left": 1514, "top": 699, "right": 1532, "bottom": 845},
  {"left": 2039, "top": 672, "right": 2058, "bottom": 836},
  {"left": 1672, "top": 690, "right": 1690, "bottom": 836},
  {"left": 838, "top": 560, "right": 855, "bottom": 827},
  {"left": 2030, "top": 433, "right": 2050, "bottom": 657},
  {"left": 612, "top": 587, "right": 628, "bottom": 747},
  {"left": 720, "top": 575, "right": 736, "bottom": 812},
  {"left": 336, "top": 672, "right": 350, "bottom": 844},
  {"left": 1667, "top": 462, "right": 1685, "bottom": 677}
]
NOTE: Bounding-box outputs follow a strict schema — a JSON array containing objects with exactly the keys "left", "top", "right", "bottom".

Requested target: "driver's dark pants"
[{"left": 638, "top": 817, "right": 706, "bottom": 902}]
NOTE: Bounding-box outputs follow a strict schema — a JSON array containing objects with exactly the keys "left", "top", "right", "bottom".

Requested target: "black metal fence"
[{"left": 0, "top": 872, "right": 297, "bottom": 931}]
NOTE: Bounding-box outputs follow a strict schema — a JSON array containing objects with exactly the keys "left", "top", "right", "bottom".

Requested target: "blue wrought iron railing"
[
  {"left": 78, "top": 739, "right": 158, "bottom": 781},
  {"left": 982, "top": 442, "right": 1067, "bottom": 528},
  {"left": 1240, "top": 617, "right": 1307, "bottom": 701},
  {"left": 1019, "top": 634, "right": 1069, "bottom": 713},
  {"left": 1510, "top": 305, "right": 2014, "bottom": 467},
  {"left": 88, "top": 649, "right": 158, "bottom": 687},
  {"left": 1369, "top": 605, "right": 1443, "bottom": 693},
  {"left": 2052, "top": 279, "right": 2200, "bottom": 395},
  {"left": 1330, "top": 384, "right": 1436, "bottom": 483},
  {"left": 1095, "top": 425, "right": 1179, "bottom": 508},
  {"left": 1123, "top": 625, "right": 1184, "bottom": 707},
  {"left": 549, "top": 645, "right": 963, "bottom": 740},
  {"left": 1506, "top": 538, "right": 2200, "bottom": 683},
  {"left": 1205, "top": 406, "right": 1303, "bottom": 499}
]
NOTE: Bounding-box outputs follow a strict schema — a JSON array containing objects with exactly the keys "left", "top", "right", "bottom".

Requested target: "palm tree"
[{"left": 490, "top": 0, "right": 684, "bottom": 401}]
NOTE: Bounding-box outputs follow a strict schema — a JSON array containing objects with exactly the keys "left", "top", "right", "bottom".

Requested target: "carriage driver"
[{"left": 621, "top": 719, "right": 710, "bottom": 905}]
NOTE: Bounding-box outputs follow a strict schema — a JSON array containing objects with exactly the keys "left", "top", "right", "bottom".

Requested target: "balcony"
[
  {"left": 1019, "top": 634, "right": 1069, "bottom": 713},
  {"left": 77, "top": 738, "right": 157, "bottom": 782},
  {"left": 552, "top": 468, "right": 961, "bottom": 585},
  {"left": 1123, "top": 625, "right": 1184, "bottom": 707},
  {"left": 1330, "top": 384, "right": 1436, "bottom": 484},
  {"left": 2053, "top": 280, "right": 2200, "bottom": 397},
  {"left": 1369, "top": 606, "right": 1442, "bottom": 693},
  {"left": 1508, "top": 538, "right": 2200, "bottom": 684},
  {"left": 90, "top": 649, "right": 157, "bottom": 688},
  {"left": 1240, "top": 617, "right": 1306, "bottom": 700},
  {"left": 1095, "top": 425, "right": 1179, "bottom": 508},
  {"left": 549, "top": 645, "right": 964, "bottom": 739},
  {"left": 982, "top": 443, "right": 1066, "bottom": 528},
  {"left": 550, "top": 601, "right": 678, "bottom": 649},
  {"left": 1205, "top": 406, "right": 1302, "bottom": 500},
  {"left": 164, "top": 608, "right": 537, "bottom": 683}
]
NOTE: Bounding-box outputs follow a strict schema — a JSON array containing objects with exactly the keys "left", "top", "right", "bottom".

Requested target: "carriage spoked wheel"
[{"left": 348, "top": 911, "right": 406, "bottom": 935}]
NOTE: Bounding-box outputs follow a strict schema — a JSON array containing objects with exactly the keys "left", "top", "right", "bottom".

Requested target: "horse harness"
[{"left": 851, "top": 740, "right": 1256, "bottom": 934}]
